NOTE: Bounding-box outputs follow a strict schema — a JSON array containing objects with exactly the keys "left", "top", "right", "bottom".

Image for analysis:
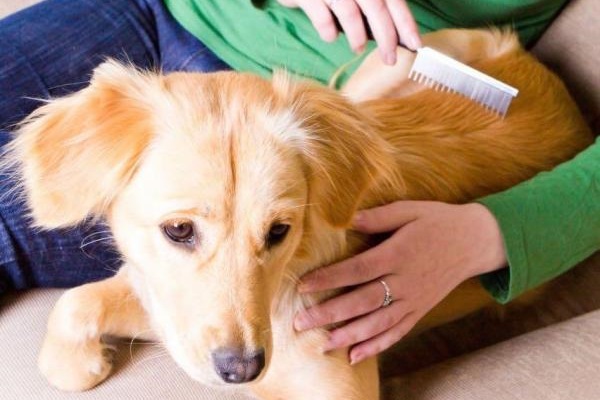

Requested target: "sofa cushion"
[
  {"left": 385, "top": 308, "right": 600, "bottom": 400},
  {"left": 532, "top": 0, "right": 600, "bottom": 133},
  {"left": 0, "top": 0, "right": 41, "bottom": 19}
]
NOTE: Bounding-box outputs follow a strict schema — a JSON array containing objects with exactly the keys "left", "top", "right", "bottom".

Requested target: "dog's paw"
[{"left": 38, "top": 334, "right": 114, "bottom": 392}]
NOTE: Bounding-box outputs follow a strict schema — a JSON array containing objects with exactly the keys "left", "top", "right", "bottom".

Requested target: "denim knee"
[{"left": 0, "top": 0, "right": 160, "bottom": 129}]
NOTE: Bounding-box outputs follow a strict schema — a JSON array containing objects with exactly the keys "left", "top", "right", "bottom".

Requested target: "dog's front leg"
[{"left": 38, "top": 266, "right": 150, "bottom": 392}]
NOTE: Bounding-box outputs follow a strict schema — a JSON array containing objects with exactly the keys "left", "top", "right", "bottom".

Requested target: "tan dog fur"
[{"left": 2, "top": 29, "right": 592, "bottom": 399}]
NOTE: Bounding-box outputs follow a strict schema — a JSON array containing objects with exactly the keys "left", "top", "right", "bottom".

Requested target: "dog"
[{"left": 2, "top": 28, "right": 592, "bottom": 399}]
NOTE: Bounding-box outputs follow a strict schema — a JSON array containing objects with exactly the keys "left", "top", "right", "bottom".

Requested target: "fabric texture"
[
  {"left": 0, "top": 0, "right": 229, "bottom": 130},
  {"left": 478, "top": 137, "right": 600, "bottom": 303},
  {"left": 164, "top": 0, "right": 568, "bottom": 87},
  {"left": 384, "top": 308, "right": 600, "bottom": 400},
  {"left": 407, "top": 0, "right": 568, "bottom": 44},
  {"left": 532, "top": 0, "right": 600, "bottom": 132}
]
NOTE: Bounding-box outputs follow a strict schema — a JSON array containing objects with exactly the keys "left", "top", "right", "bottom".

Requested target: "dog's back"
[{"left": 356, "top": 29, "right": 593, "bottom": 206}]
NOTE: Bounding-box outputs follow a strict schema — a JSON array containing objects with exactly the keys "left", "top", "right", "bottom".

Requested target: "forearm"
[{"left": 477, "top": 138, "right": 600, "bottom": 303}]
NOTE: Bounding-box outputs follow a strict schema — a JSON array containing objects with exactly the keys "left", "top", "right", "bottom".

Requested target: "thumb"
[{"left": 352, "top": 200, "right": 431, "bottom": 233}]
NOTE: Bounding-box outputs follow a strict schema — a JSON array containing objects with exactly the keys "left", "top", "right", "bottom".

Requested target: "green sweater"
[
  {"left": 164, "top": 0, "right": 600, "bottom": 303},
  {"left": 165, "top": 0, "right": 567, "bottom": 85}
]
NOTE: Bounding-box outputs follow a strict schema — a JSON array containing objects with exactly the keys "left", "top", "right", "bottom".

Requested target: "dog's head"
[{"left": 6, "top": 61, "right": 394, "bottom": 385}]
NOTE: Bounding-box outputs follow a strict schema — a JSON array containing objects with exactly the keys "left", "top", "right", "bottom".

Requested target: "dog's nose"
[{"left": 212, "top": 347, "right": 265, "bottom": 384}]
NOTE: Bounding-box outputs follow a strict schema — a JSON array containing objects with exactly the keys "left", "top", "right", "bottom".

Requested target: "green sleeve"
[{"left": 478, "top": 138, "right": 600, "bottom": 304}]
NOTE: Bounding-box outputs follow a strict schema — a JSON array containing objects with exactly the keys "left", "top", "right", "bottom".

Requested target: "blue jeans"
[{"left": 0, "top": 0, "right": 230, "bottom": 294}]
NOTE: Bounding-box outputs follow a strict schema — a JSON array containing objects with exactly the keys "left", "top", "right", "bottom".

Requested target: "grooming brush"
[
  {"left": 334, "top": 15, "right": 519, "bottom": 116},
  {"left": 408, "top": 47, "right": 519, "bottom": 117}
]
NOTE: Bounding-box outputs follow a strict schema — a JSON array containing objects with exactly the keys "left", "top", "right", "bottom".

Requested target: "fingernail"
[
  {"left": 350, "top": 351, "right": 364, "bottom": 365},
  {"left": 384, "top": 51, "right": 397, "bottom": 66},
  {"left": 353, "top": 43, "right": 366, "bottom": 54},
  {"left": 321, "top": 28, "right": 338, "bottom": 43},
  {"left": 352, "top": 211, "right": 364, "bottom": 227},
  {"left": 407, "top": 34, "right": 422, "bottom": 51}
]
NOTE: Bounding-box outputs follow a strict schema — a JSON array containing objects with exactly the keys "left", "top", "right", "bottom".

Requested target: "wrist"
[{"left": 462, "top": 202, "right": 507, "bottom": 279}]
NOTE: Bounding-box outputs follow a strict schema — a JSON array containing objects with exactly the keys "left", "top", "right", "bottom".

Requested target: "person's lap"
[{"left": 0, "top": 0, "right": 230, "bottom": 293}]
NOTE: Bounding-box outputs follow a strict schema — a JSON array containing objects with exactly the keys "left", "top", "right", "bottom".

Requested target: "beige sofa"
[{"left": 1, "top": 0, "right": 599, "bottom": 399}]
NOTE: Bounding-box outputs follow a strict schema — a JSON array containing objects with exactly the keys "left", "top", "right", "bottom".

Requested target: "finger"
[
  {"left": 353, "top": 200, "right": 431, "bottom": 233},
  {"left": 356, "top": 0, "right": 398, "bottom": 64},
  {"left": 385, "top": 0, "right": 422, "bottom": 50},
  {"left": 298, "top": 244, "right": 393, "bottom": 293},
  {"left": 294, "top": 279, "right": 393, "bottom": 331},
  {"left": 349, "top": 311, "right": 418, "bottom": 364},
  {"left": 329, "top": 0, "right": 368, "bottom": 53},
  {"left": 297, "top": 0, "right": 338, "bottom": 42},
  {"left": 323, "top": 300, "right": 408, "bottom": 351}
]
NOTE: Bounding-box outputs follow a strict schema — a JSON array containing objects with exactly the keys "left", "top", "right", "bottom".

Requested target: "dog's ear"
[
  {"left": 274, "top": 74, "right": 397, "bottom": 227},
  {"left": 5, "top": 60, "right": 162, "bottom": 228}
]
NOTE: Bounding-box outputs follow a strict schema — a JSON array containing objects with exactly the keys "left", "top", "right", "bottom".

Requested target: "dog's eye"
[
  {"left": 162, "top": 220, "right": 196, "bottom": 245},
  {"left": 266, "top": 223, "right": 290, "bottom": 248}
]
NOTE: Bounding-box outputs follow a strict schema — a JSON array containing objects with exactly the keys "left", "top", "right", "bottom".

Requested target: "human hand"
[
  {"left": 294, "top": 201, "right": 506, "bottom": 364},
  {"left": 277, "top": 0, "right": 421, "bottom": 65}
]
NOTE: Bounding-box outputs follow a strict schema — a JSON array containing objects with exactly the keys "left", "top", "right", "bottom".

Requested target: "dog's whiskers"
[
  {"left": 80, "top": 236, "right": 114, "bottom": 249},
  {"left": 131, "top": 351, "right": 170, "bottom": 369},
  {"left": 100, "top": 265, "right": 121, "bottom": 274},
  {"left": 46, "top": 80, "right": 90, "bottom": 91},
  {"left": 82, "top": 229, "right": 113, "bottom": 237},
  {"left": 80, "top": 230, "right": 113, "bottom": 245},
  {"left": 77, "top": 227, "right": 123, "bottom": 273},
  {"left": 127, "top": 328, "right": 159, "bottom": 361}
]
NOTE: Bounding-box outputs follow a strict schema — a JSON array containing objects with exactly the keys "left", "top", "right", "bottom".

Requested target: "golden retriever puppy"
[{"left": 2, "top": 29, "right": 592, "bottom": 399}]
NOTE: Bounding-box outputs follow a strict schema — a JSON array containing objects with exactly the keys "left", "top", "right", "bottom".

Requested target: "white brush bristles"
[{"left": 409, "top": 47, "right": 519, "bottom": 117}]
